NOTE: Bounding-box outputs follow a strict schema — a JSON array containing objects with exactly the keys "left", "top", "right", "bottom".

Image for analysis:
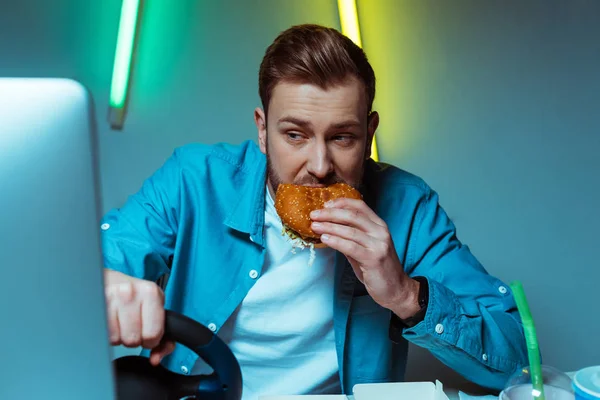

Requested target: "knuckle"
[
  {"left": 145, "top": 322, "right": 164, "bottom": 340},
  {"left": 381, "top": 240, "right": 390, "bottom": 251},
  {"left": 122, "top": 333, "right": 140, "bottom": 347},
  {"left": 380, "top": 242, "right": 390, "bottom": 256},
  {"left": 138, "top": 281, "right": 163, "bottom": 301},
  {"left": 105, "top": 283, "right": 120, "bottom": 299},
  {"left": 380, "top": 231, "right": 392, "bottom": 247},
  {"left": 115, "top": 282, "right": 135, "bottom": 302},
  {"left": 137, "top": 280, "right": 155, "bottom": 294}
]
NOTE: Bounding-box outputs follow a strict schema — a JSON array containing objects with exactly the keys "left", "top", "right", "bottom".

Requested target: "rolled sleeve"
[
  {"left": 100, "top": 150, "right": 182, "bottom": 282},
  {"left": 400, "top": 278, "right": 461, "bottom": 350},
  {"left": 395, "top": 187, "right": 528, "bottom": 390}
]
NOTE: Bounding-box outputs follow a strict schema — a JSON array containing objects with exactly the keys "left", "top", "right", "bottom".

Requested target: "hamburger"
[{"left": 274, "top": 182, "right": 362, "bottom": 264}]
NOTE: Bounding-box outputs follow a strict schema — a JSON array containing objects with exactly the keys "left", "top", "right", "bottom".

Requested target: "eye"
[
  {"left": 331, "top": 134, "right": 355, "bottom": 146},
  {"left": 286, "top": 132, "right": 304, "bottom": 141}
]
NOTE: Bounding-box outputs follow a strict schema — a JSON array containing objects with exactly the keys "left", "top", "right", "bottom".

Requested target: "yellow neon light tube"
[{"left": 337, "top": 0, "right": 379, "bottom": 162}]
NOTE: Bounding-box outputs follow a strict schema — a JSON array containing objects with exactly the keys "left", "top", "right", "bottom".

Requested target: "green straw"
[{"left": 510, "top": 281, "right": 545, "bottom": 400}]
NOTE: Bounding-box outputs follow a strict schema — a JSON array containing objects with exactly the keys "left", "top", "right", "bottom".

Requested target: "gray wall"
[
  {"left": 1, "top": 0, "right": 598, "bottom": 393},
  {"left": 357, "top": 0, "right": 600, "bottom": 387}
]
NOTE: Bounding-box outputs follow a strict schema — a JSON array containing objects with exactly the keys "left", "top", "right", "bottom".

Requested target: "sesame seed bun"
[{"left": 274, "top": 182, "right": 362, "bottom": 248}]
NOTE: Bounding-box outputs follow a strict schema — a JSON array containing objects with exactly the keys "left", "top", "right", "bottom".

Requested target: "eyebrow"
[
  {"left": 278, "top": 116, "right": 313, "bottom": 130},
  {"left": 277, "top": 116, "right": 362, "bottom": 130}
]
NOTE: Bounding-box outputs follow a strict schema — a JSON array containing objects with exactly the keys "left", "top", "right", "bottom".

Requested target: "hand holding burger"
[
  {"left": 274, "top": 181, "right": 421, "bottom": 320},
  {"left": 275, "top": 182, "right": 362, "bottom": 248}
]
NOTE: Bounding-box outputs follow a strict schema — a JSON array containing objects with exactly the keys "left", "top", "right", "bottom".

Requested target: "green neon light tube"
[{"left": 109, "top": 0, "right": 140, "bottom": 109}]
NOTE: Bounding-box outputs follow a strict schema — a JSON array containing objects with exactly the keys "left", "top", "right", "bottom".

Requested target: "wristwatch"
[{"left": 391, "top": 276, "right": 429, "bottom": 329}]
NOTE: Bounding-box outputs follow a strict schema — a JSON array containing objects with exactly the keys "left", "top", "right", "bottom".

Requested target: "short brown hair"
[{"left": 258, "top": 24, "right": 376, "bottom": 117}]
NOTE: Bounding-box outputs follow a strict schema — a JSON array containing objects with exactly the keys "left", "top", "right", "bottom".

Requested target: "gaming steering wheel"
[{"left": 113, "top": 310, "right": 243, "bottom": 400}]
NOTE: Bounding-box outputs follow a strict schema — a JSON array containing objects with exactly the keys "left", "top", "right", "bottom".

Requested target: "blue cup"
[{"left": 573, "top": 366, "right": 600, "bottom": 400}]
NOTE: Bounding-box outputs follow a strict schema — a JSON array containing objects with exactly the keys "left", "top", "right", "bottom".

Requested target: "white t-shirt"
[{"left": 192, "top": 186, "right": 340, "bottom": 400}]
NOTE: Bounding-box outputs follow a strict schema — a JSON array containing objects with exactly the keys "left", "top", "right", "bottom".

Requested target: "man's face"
[{"left": 255, "top": 77, "right": 379, "bottom": 197}]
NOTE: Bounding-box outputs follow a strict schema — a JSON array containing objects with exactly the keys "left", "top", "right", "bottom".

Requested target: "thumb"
[{"left": 149, "top": 340, "right": 176, "bottom": 366}]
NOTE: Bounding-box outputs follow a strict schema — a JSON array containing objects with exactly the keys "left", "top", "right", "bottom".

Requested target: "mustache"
[{"left": 293, "top": 175, "right": 347, "bottom": 187}]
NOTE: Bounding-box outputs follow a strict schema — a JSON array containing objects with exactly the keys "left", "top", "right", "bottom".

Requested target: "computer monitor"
[{"left": 0, "top": 78, "right": 116, "bottom": 399}]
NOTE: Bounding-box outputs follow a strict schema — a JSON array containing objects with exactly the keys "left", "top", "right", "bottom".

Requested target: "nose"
[{"left": 306, "top": 141, "right": 333, "bottom": 179}]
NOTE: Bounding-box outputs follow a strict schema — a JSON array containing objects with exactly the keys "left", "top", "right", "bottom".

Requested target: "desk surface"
[{"left": 261, "top": 371, "right": 577, "bottom": 400}]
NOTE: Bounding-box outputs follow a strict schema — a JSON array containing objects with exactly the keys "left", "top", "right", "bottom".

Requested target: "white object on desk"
[
  {"left": 353, "top": 380, "right": 449, "bottom": 400},
  {"left": 260, "top": 380, "right": 449, "bottom": 400},
  {"left": 260, "top": 397, "right": 347, "bottom": 400},
  {"left": 260, "top": 371, "right": 579, "bottom": 400}
]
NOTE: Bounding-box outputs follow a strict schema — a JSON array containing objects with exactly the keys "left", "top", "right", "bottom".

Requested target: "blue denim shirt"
[{"left": 101, "top": 140, "right": 527, "bottom": 393}]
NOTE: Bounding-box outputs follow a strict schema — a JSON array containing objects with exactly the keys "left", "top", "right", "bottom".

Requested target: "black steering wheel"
[{"left": 112, "top": 310, "right": 243, "bottom": 400}]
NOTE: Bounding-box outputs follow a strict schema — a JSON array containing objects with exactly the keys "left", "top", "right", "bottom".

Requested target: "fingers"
[
  {"left": 106, "top": 291, "right": 121, "bottom": 345},
  {"left": 310, "top": 198, "right": 392, "bottom": 264},
  {"left": 319, "top": 233, "right": 370, "bottom": 261},
  {"left": 324, "top": 198, "right": 387, "bottom": 227},
  {"left": 116, "top": 283, "right": 142, "bottom": 347},
  {"left": 104, "top": 277, "right": 166, "bottom": 353},
  {"left": 149, "top": 340, "right": 176, "bottom": 366},
  {"left": 310, "top": 198, "right": 388, "bottom": 237},
  {"left": 140, "top": 282, "right": 166, "bottom": 349},
  {"left": 310, "top": 207, "right": 377, "bottom": 235},
  {"left": 311, "top": 221, "right": 374, "bottom": 248}
]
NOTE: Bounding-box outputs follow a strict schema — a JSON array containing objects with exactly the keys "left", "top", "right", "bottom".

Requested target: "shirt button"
[
  {"left": 207, "top": 323, "right": 217, "bottom": 332},
  {"left": 100, "top": 223, "right": 110, "bottom": 231},
  {"left": 482, "top": 353, "right": 488, "bottom": 361},
  {"left": 435, "top": 323, "right": 444, "bottom": 334},
  {"left": 249, "top": 236, "right": 255, "bottom": 243},
  {"left": 498, "top": 286, "right": 508, "bottom": 294},
  {"left": 249, "top": 269, "right": 259, "bottom": 279},
  {"left": 180, "top": 365, "right": 189, "bottom": 374}
]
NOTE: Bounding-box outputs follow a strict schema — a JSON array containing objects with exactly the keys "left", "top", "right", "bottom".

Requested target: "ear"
[
  {"left": 255, "top": 107, "right": 267, "bottom": 155},
  {"left": 365, "top": 111, "right": 380, "bottom": 160}
]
